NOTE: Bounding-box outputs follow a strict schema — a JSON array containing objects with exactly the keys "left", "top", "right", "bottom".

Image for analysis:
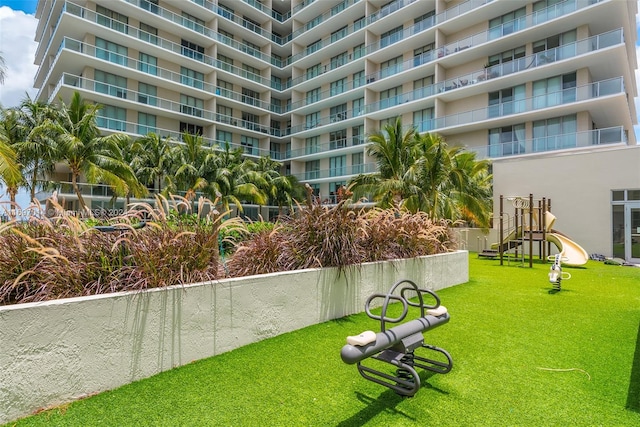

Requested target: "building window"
[
  {"left": 380, "top": 86, "right": 402, "bottom": 109},
  {"left": 242, "top": 15, "right": 261, "bottom": 34},
  {"left": 218, "top": 54, "right": 233, "bottom": 72},
  {"left": 138, "top": 52, "right": 157, "bottom": 75},
  {"left": 96, "top": 5, "right": 128, "bottom": 34},
  {"left": 242, "top": 63, "right": 261, "bottom": 82},
  {"left": 352, "top": 125, "right": 364, "bottom": 145},
  {"left": 489, "top": 7, "right": 526, "bottom": 39},
  {"left": 353, "top": 70, "right": 365, "bottom": 88},
  {"left": 306, "top": 39, "right": 322, "bottom": 55},
  {"left": 305, "top": 112, "right": 320, "bottom": 129},
  {"left": 354, "top": 16, "right": 365, "bottom": 31},
  {"left": 413, "top": 108, "right": 433, "bottom": 133},
  {"left": 329, "top": 155, "right": 346, "bottom": 177},
  {"left": 330, "top": 51, "right": 348, "bottom": 69},
  {"left": 330, "top": 78, "right": 347, "bottom": 96},
  {"left": 96, "top": 37, "right": 127, "bottom": 66},
  {"left": 242, "top": 39, "right": 262, "bottom": 58},
  {"left": 532, "top": 114, "right": 577, "bottom": 151},
  {"left": 180, "top": 122, "right": 203, "bottom": 135},
  {"left": 488, "top": 85, "right": 525, "bottom": 117},
  {"left": 137, "top": 82, "right": 157, "bottom": 106},
  {"left": 217, "top": 79, "right": 233, "bottom": 97},
  {"left": 306, "top": 63, "right": 321, "bottom": 79},
  {"left": 413, "top": 76, "right": 434, "bottom": 99},
  {"left": 242, "top": 88, "right": 260, "bottom": 106},
  {"left": 352, "top": 152, "right": 364, "bottom": 174},
  {"left": 242, "top": 111, "right": 259, "bottom": 130},
  {"left": 414, "top": 11, "right": 435, "bottom": 32},
  {"left": 241, "top": 135, "right": 258, "bottom": 155},
  {"left": 180, "top": 94, "right": 204, "bottom": 117},
  {"left": 217, "top": 4, "right": 234, "bottom": 19},
  {"left": 330, "top": 129, "right": 347, "bottom": 149},
  {"left": 94, "top": 70, "right": 127, "bottom": 98},
  {"left": 305, "top": 160, "right": 320, "bottom": 179},
  {"left": 533, "top": 30, "right": 577, "bottom": 63},
  {"left": 137, "top": 112, "right": 156, "bottom": 135},
  {"left": 413, "top": 43, "right": 434, "bottom": 66},
  {"left": 216, "top": 105, "right": 233, "bottom": 123},
  {"left": 140, "top": 0, "right": 159, "bottom": 14},
  {"left": 306, "top": 87, "right": 320, "bottom": 105},
  {"left": 182, "top": 11, "right": 205, "bottom": 33},
  {"left": 488, "top": 124, "right": 525, "bottom": 157},
  {"left": 217, "top": 130, "right": 232, "bottom": 146},
  {"left": 380, "top": 25, "right": 403, "bottom": 48},
  {"left": 331, "top": 26, "right": 348, "bottom": 43},
  {"left": 97, "top": 105, "right": 127, "bottom": 131},
  {"left": 139, "top": 22, "right": 158, "bottom": 45},
  {"left": 353, "top": 43, "right": 365, "bottom": 60},
  {"left": 181, "top": 66, "right": 204, "bottom": 89},
  {"left": 352, "top": 97, "right": 364, "bottom": 117},
  {"left": 532, "top": 73, "right": 576, "bottom": 109},
  {"left": 181, "top": 39, "right": 205, "bottom": 61},
  {"left": 330, "top": 104, "right": 347, "bottom": 122},
  {"left": 380, "top": 56, "right": 403, "bottom": 79},
  {"left": 305, "top": 136, "right": 319, "bottom": 154}
]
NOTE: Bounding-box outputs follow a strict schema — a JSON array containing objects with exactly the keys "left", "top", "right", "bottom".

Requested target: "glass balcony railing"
[
  {"left": 56, "top": 73, "right": 293, "bottom": 137},
  {"left": 359, "top": 28, "right": 623, "bottom": 115},
  {"left": 433, "top": 77, "right": 624, "bottom": 130},
  {"left": 295, "top": 163, "right": 377, "bottom": 181},
  {"left": 288, "top": 137, "right": 366, "bottom": 159},
  {"left": 468, "top": 127, "right": 627, "bottom": 159},
  {"left": 51, "top": 37, "right": 285, "bottom": 114}
]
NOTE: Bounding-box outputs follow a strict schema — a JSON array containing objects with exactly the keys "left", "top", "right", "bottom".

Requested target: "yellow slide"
[{"left": 546, "top": 233, "right": 589, "bottom": 267}]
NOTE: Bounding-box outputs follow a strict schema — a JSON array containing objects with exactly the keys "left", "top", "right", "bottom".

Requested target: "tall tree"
[
  {"left": 53, "top": 92, "right": 141, "bottom": 214},
  {"left": 133, "top": 132, "right": 174, "bottom": 196},
  {"left": 169, "top": 132, "right": 212, "bottom": 203},
  {"left": 17, "top": 95, "right": 61, "bottom": 200},
  {"left": 204, "top": 143, "right": 267, "bottom": 214},
  {"left": 0, "top": 110, "right": 21, "bottom": 207},
  {"left": 349, "top": 118, "right": 493, "bottom": 227},
  {"left": 349, "top": 117, "right": 419, "bottom": 209}
]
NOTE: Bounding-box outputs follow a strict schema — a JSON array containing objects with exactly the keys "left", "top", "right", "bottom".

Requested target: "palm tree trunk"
[{"left": 71, "top": 172, "right": 89, "bottom": 216}]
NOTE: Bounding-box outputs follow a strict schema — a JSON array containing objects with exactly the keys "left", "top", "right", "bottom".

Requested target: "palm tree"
[
  {"left": 349, "top": 118, "right": 493, "bottom": 227},
  {"left": 349, "top": 117, "right": 418, "bottom": 209},
  {"left": 17, "top": 95, "right": 61, "bottom": 200},
  {"left": 204, "top": 143, "right": 267, "bottom": 214},
  {"left": 133, "top": 132, "right": 173, "bottom": 196},
  {"left": 254, "top": 156, "right": 302, "bottom": 216},
  {"left": 114, "top": 134, "right": 148, "bottom": 208},
  {"left": 0, "top": 107, "right": 24, "bottom": 207},
  {"left": 54, "top": 92, "right": 142, "bottom": 214},
  {"left": 169, "top": 132, "right": 212, "bottom": 202}
]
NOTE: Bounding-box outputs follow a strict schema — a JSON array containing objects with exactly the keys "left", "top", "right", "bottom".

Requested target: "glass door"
[{"left": 628, "top": 204, "right": 640, "bottom": 263}]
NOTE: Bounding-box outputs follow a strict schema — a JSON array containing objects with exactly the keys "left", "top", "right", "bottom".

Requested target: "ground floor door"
[{"left": 627, "top": 204, "right": 640, "bottom": 263}]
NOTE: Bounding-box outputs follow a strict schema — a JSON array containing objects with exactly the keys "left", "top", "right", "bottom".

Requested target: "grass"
[{"left": 6, "top": 253, "right": 640, "bottom": 426}]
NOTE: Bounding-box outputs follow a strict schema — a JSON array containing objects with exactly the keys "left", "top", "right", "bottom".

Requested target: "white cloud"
[{"left": 0, "top": 6, "right": 38, "bottom": 108}]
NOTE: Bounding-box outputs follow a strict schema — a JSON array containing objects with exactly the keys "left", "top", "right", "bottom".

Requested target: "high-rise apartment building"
[{"left": 33, "top": 0, "right": 640, "bottom": 260}]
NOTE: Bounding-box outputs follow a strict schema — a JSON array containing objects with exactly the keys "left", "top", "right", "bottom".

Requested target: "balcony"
[
  {"left": 468, "top": 127, "right": 627, "bottom": 159},
  {"left": 433, "top": 77, "right": 625, "bottom": 131},
  {"left": 295, "top": 163, "right": 377, "bottom": 182},
  {"left": 288, "top": 137, "right": 366, "bottom": 160}
]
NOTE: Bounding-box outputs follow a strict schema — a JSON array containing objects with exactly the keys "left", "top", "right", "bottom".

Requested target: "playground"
[{"left": 481, "top": 194, "right": 589, "bottom": 268}]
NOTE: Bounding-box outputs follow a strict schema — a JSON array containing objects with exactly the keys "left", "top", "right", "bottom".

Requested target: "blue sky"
[{"left": 0, "top": 0, "right": 36, "bottom": 14}]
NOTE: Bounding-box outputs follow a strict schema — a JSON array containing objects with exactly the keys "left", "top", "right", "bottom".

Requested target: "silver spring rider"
[{"left": 340, "top": 279, "right": 452, "bottom": 397}]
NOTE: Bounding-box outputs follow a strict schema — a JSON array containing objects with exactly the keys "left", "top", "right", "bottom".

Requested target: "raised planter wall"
[{"left": 0, "top": 251, "right": 468, "bottom": 424}]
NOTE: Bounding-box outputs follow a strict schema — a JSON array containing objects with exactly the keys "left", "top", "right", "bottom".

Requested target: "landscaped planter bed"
[{"left": 0, "top": 251, "right": 467, "bottom": 424}]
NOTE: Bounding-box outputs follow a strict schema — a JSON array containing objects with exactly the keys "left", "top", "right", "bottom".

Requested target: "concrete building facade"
[{"left": 32, "top": 0, "right": 640, "bottom": 260}]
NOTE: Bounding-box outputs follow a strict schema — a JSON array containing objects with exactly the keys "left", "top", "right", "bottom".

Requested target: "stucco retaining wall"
[{"left": 0, "top": 251, "right": 468, "bottom": 424}]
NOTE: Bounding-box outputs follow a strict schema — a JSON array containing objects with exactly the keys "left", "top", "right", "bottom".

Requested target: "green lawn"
[{"left": 7, "top": 254, "right": 640, "bottom": 426}]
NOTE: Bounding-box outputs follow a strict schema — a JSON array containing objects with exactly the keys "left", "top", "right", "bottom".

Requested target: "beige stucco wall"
[
  {"left": 492, "top": 145, "right": 640, "bottom": 256},
  {"left": 0, "top": 251, "right": 468, "bottom": 424}
]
